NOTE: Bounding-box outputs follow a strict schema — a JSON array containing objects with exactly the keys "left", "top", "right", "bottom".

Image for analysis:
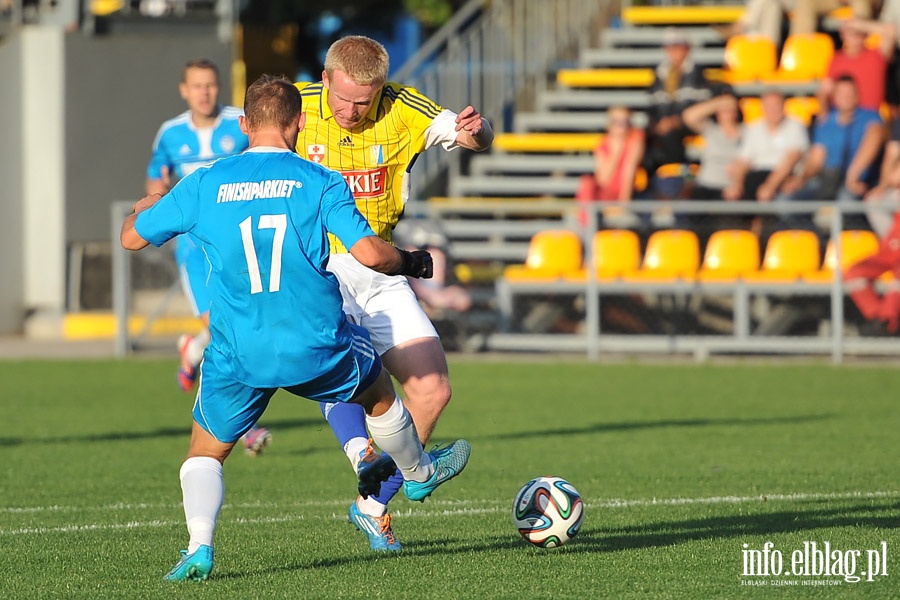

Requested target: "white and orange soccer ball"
[{"left": 512, "top": 476, "right": 584, "bottom": 548}]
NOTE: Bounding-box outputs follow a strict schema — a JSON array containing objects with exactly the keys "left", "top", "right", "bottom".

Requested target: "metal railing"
[
  {"left": 491, "top": 200, "right": 899, "bottom": 363},
  {"left": 393, "top": 0, "right": 613, "bottom": 199}
]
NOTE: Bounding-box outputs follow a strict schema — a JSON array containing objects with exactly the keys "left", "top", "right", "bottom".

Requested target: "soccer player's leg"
[
  {"left": 357, "top": 267, "right": 451, "bottom": 446},
  {"left": 845, "top": 252, "right": 893, "bottom": 333},
  {"left": 166, "top": 362, "right": 274, "bottom": 581},
  {"left": 320, "top": 399, "right": 405, "bottom": 550},
  {"left": 175, "top": 236, "right": 212, "bottom": 392},
  {"left": 342, "top": 328, "right": 469, "bottom": 504}
]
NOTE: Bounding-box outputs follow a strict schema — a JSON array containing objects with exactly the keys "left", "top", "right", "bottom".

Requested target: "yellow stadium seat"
[
  {"left": 696, "top": 230, "right": 761, "bottom": 282},
  {"left": 568, "top": 229, "right": 642, "bottom": 281},
  {"left": 503, "top": 230, "right": 583, "bottom": 281},
  {"left": 784, "top": 97, "right": 819, "bottom": 127},
  {"left": 765, "top": 33, "right": 834, "bottom": 82},
  {"left": 743, "top": 230, "right": 821, "bottom": 281},
  {"left": 722, "top": 34, "right": 778, "bottom": 83},
  {"left": 740, "top": 97, "right": 763, "bottom": 123},
  {"left": 803, "top": 230, "right": 879, "bottom": 283},
  {"left": 91, "top": 0, "right": 125, "bottom": 15},
  {"left": 623, "top": 229, "right": 700, "bottom": 282}
]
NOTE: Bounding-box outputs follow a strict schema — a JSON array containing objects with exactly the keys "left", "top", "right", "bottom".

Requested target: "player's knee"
[{"left": 404, "top": 372, "right": 451, "bottom": 412}]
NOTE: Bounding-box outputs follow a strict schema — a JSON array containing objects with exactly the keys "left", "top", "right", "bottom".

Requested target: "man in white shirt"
[{"left": 724, "top": 88, "right": 810, "bottom": 202}]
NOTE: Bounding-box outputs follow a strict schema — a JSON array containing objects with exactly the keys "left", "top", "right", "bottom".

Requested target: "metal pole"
[
  {"left": 585, "top": 204, "right": 600, "bottom": 360},
  {"left": 111, "top": 201, "right": 131, "bottom": 357},
  {"left": 830, "top": 204, "right": 844, "bottom": 364}
]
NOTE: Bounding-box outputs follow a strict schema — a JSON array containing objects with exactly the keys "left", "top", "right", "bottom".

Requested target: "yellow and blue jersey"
[{"left": 294, "top": 81, "right": 445, "bottom": 252}]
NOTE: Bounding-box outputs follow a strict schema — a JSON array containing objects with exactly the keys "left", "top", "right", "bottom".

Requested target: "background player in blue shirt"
[
  {"left": 123, "top": 75, "right": 471, "bottom": 582},
  {"left": 146, "top": 60, "right": 249, "bottom": 387},
  {"left": 147, "top": 59, "right": 272, "bottom": 455}
]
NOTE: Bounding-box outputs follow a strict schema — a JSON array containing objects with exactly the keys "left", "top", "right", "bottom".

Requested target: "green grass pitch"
[{"left": 1, "top": 358, "right": 899, "bottom": 598}]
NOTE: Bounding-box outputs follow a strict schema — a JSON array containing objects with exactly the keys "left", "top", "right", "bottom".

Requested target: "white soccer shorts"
[{"left": 326, "top": 253, "right": 438, "bottom": 355}]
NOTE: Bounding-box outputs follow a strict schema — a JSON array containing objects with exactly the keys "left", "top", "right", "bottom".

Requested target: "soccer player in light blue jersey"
[
  {"left": 122, "top": 75, "right": 471, "bottom": 582},
  {"left": 147, "top": 59, "right": 272, "bottom": 455},
  {"left": 146, "top": 60, "right": 247, "bottom": 387}
]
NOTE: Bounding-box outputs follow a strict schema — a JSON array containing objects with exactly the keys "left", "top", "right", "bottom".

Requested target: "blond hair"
[{"left": 324, "top": 35, "right": 390, "bottom": 86}]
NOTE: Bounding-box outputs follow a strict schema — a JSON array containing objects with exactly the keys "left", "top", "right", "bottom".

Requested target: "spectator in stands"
[
  {"left": 779, "top": 76, "right": 883, "bottom": 227},
  {"left": 682, "top": 92, "right": 743, "bottom": 200},
  {"left": 844, "top": 115, "right": 900, "bottom": 336},
  {"left": 720, "top": 0, "right": 877, "bottom": 44},
  {"left": 724, "top": 88, "right": 809, "bottom": 203},
  {"left": 817, "top": 19, "right": 892, "bottom": 115},
  {"left": 682, "top": 91, "right": 744, "bottom": 239},
  {"left": 863, "top": 112, "right": 900, "bottom": 236},
  {"left": 721, "top": 0, "right": 792, "bottom": 46},
  {"left": 792, "top": 0, "right": 878, "bottom": 35},
  {"left": 644, "top": 27, "right": 712, "bottom": 200},
  {"left": 574, "top": 106, "right": 645, "bottom": 224},
  {"left": 851, "top": 3, "right": 900, "bottom": 111}
]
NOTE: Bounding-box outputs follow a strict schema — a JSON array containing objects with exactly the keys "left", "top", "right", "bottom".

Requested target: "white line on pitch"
[
  {"left": 3, "top": 489, "right": 898, "bottom": 516},
  {"left": 2, "top": 490, "right": 898, "bottom": 537}
]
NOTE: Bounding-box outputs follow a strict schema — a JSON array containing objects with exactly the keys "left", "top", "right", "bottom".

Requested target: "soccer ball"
[{"left": 512, "top": 476, "right": 584, "bottom": 548}]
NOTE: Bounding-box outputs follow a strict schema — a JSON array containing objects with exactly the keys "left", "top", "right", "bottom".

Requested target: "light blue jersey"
[
  {"left": 147, "top": 105, "right": 249, "bottom": 181},
  {"left": 147, "top": 106, "right": 250, "bottom": 316},
  {"left": 135, "top": 147, "right": 376, "bottom": 389}
]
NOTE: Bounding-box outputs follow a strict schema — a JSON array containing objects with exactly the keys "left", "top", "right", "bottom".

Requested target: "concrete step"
[
  {"left": 515, "top": 110, "right": 648, "bottom": 133},
  {"left": 538, "top": 90, "right": 650, "bottom": 111},
  {"left": 451, "top": 175, "right": 580, "bottom": 198},
  {"left": 579, "top": 46, "right": 725, "bottom": 68},
  {"left": 471, "top": 154, "right": 595, "bottom": 177},
  {"left": 602, "top": 26, "right": 724, "bottom": 48}
]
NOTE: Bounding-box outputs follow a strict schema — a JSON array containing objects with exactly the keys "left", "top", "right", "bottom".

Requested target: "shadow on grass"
[
  {"left": 489, "top": 414, "right": 833, "bottom": 441},
  {"left": 216, "top": 498, "right": 896, "bottom": 579},
  {"left": 0, "top": 417, "right": 321, "bottom": 447}
]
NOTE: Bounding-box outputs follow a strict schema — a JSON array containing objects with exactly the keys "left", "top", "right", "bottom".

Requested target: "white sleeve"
[{"left": 424, "top": 109, "right": 463, "bottom": 151}]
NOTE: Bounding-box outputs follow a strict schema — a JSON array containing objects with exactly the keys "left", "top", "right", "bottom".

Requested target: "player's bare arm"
[
  {"left": 120, "top": 193, "right": 162, "bottom": 251},
  {"left": 454, "top": 105, "right": 494, "bottom": 151}
]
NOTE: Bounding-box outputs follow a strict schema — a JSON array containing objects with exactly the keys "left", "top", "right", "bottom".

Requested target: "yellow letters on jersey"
[{"left": 295, "top": 81, "right": 444, "bottom": 253}]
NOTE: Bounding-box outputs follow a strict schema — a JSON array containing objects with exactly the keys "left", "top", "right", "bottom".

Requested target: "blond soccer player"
[{"left": 295, "top": 35, "right": 493, "bottom": 551}]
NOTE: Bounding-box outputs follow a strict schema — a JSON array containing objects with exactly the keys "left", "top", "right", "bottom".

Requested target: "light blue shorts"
[
  {"left": 175, "top": 234, "right": 211, "bottom": 318},
  {"left": 192, "top": 324, "right": 383, "bottom": 443}
]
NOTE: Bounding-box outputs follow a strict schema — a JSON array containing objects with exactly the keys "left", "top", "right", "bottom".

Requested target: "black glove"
[{"left": 394, "top": 248, "right": 433, "bottom": 279}]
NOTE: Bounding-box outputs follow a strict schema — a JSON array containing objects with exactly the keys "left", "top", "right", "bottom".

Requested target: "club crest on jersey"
[
  {"left": 220, "top": 135, "right": 235, "bottom": 153},
  {"left": 371, "top": 145, "right": 384, "bottom": 166},
  {"left": 342, "top": 167, "right": 388, "bottom": 198},
  {"left": 308, "top": 144, "right": 325, "bottom": 163}
]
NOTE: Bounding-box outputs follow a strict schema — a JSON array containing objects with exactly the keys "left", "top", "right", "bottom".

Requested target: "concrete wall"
[
  {"left": 0, "top": 34, "right": 24, "bottom": 333},
  {"left": 22, "top": 27, "right": 66, "bottom": 324},
  {"left": 0, "top": 26, "right": 231, "bottom": 334},
  {"left": 64, "top": 34, "right": 232, "bottom": 243}
]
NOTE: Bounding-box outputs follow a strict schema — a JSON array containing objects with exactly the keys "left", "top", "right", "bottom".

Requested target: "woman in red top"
[{"left": 575, "top": 107, "right": 645, "bottom": 224}]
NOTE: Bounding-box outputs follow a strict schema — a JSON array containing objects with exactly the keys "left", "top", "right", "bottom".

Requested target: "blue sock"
[
  {"left": 372, "top": 469, "right": 404, "bottom": 505},
  {"left": 320, "top": 401, "right": 368, "bottom": 449}
]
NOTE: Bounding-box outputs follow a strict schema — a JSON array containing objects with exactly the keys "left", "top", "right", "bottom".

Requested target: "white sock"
[
  {"left": 179, "top": 456, "right": 224, "bottom": 553},
  {"left": 344, "top": 437, "right": 370, "bottom": 473},
  {"left": 186, "top": 329, "right": 210, "bottom": 367},
  {"left": 356, "top": 495, "right": 387, "bottom": 517},
  {"left": 365, "top": 396, "right": 433, "bottom": 483}
]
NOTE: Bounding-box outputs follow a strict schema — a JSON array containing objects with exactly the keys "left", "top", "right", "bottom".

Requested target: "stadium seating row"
[{"left": 503, "top": 229, "right": 882, "bottom": 284}]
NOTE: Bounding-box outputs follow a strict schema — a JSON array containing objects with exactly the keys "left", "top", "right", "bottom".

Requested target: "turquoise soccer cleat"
[
  {"left": 403, "top": 440, "right": 471, "bottom": 502},
  {"left": 348, "top": 501, "right": 402, "bottom": 552},
  {"left": 164, "top": 544, "right": 214, "bottom": 581}
]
